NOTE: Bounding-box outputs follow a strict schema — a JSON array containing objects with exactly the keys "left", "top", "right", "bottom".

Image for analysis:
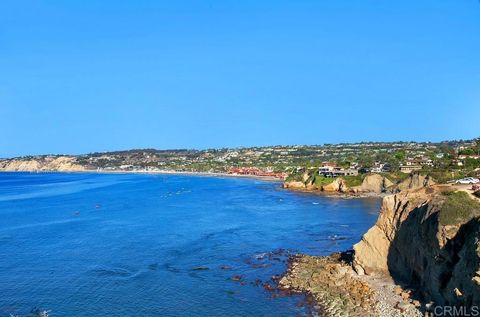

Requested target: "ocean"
[{"left": 0, "top": 172, "right": 380, "bottom": 316}]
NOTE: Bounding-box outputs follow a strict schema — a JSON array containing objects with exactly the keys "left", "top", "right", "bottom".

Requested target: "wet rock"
[
  {"left": 230, "top": 275, "right": 243, "bottom": 282},
  {"left": 263, "top": 282, "right": 274, "bottom": 291},
  {"left": 278, "top": 254, "right": 377, "bottom": 316},
  {"left": 252, "top": 278, "right": 262, "bottom": 286}
]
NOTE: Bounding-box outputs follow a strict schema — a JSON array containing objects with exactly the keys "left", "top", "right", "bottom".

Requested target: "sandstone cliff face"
[
  {"left": 0, "top": 156, "right": 85, "bottom": 172},
  {"left": 351, "top": 174, "right": 394, "bottom": 194},
  {"left": 283, "top": 172, "right": 436, "bottom": 195},
  {"left": 282, "top": 181, "right": 306, "bottom": 189},
  {"left": 323, "top": 177, "right": 349, "bottom": 192},
  {"left": 353, "top": 187, "right": 480, "bottom": 307},
  {"left": 283, "top": 177, "right": 350, "bottom": 192},
  {"left": 395, "top": 173, "right": 435, "bottom": 192}
]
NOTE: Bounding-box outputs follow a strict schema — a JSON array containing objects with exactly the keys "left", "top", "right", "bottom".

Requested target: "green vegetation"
[
  {"left": 382, "top": 171, "right": 410, "bottom": 183},
  {"left": 285, "top": 171, "right": 305, "bottom": 182},
  {"left": 463, "top": 158, "right": 480, "bottom": 169},
  {"left": 5, "top": 138, "right": 478, "bottom": 182},
  {"left": 439, "top": 191, "right": 480, "bottom": 226},
  {"left": 313, "top": 175, "right": 334, "bottom": 188},
  {"left": 424, "top": 169, "right": 468, "bottom": 184},
  {"left": 343, "top": 175, "right": 365, "bottom": 187}
]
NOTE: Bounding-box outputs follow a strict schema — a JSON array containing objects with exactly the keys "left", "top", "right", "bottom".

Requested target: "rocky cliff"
[
  {"left": 353, "top": 186, "right": 480, "bottom": 307},
  {"left": 283, "top": 172, "right": 435, "bottom": 195},
  {"left": 0, "top": 156, "right": 85, "bottom": 172},
  {"left": 351, "top": 174, "right": 394, "bottom": 194},
  {"left": 394, "top": 173, "right": 435, "bottom": 192}
]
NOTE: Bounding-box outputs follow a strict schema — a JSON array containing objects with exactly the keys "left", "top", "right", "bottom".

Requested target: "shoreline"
[
  {"left": 0, "top": 169, "right": 442, "bottom": 315},
  {"left": 279, "top": 252, "right": 423, "bottom": 317},
  {"left": 281, "top": 186, "right": 389, "bottom": 198},
  {"left": 0, "top": 169, "right": 282, "bottom": 182}
]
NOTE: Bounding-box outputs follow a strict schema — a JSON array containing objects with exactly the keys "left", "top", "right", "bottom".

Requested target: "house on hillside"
[
  {"left": 459, "top": 155, "right": 480, "bottom": 160},
  {"left": 318, "top": 163, "right": 358, "bottom": 177},
  {"left": 370, "top": 161, "right": 391, "bottom": 173},
  {"left": 400, "top": 164, "right": 422, "bottom": 173}
]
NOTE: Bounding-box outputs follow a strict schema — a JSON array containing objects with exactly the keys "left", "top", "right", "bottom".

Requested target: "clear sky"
[{"left": 1, "top": 0, "right": 479, "bottom": 157}]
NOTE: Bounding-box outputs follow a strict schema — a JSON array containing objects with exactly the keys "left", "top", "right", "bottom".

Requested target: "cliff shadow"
[{"left": 386, "top": 202, "right": 480, "bottom": 307}]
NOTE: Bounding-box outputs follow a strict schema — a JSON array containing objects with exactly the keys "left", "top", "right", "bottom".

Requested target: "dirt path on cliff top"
[{"left": 439, "top": 183, "right": 480, "bottom": 201}]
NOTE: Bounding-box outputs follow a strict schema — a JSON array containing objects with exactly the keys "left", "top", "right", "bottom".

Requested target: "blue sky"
[{"left": 1, "top": 0, "right": 479, "bottom": 157}]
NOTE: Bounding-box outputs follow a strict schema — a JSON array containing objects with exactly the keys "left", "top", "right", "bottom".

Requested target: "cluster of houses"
[
  {"left": 399, "top": 158, "right": 434, "bottom": 173},
  {"left": 317, "top": 162, "right": 359, "bottom": 177},
  {"left": 227, "top": 167, "right": 287, "bottom": 179},
  {"left": 455, "top": 154, "right": 480, "bottom": 166}
]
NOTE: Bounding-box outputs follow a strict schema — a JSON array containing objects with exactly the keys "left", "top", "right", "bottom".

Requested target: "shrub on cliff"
[
  {"left": 343, "top": 175, "right": 365, "bottom": 187},
  {"left": 285, "top": 171, "right": 304, "bottom": 182},
  {"left": 439, "top": 191, "right": 480, "bottom": 226},
  {"left": 313, "top": 175, "right": 334, "bottom": 188}
]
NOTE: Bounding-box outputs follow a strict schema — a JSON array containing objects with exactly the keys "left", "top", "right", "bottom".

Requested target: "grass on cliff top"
[
  {"left": 426, "top": 169, "right": 467, "bottom": 184},
  {"left": 343, "top": 175, "right": 365, "bottom": 187},
  {"left": 382, "top": 171, "right": 410, "bottom": 183},
  {"left": 285, "top": 172, "right": 304, "bottom": 182},
  {"left": 313, "top": 175, "right": 334, "bottom": 188},
  {"left": 439, "top": 191, "right": 480, "bottom": 226}
]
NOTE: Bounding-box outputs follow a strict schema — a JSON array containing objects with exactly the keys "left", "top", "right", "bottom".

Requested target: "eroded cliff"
[
  {"left": 283, "top": 172, "right": 435, "bottom": 195},
  {"left": 353, "top": 186, "right": 480, "bottom": 307},
  {"left": 0, "top": 156, "right": 85, "bottom": 172}
]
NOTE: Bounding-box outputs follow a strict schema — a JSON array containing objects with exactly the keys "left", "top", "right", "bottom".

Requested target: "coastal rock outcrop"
[
  {"left": 353, "top": 186, "right": 480, "bottom": 307},
  {"left": 282, "top": 181, "right": 306, "bottom": 189},
  {"left": 323, "top": 177, "right": 349, "bottom": 193},
  {"left": 279, "top": 253, "right": 377, "bottom": 316},
  {"left": 351, "top": 174, "right": 394, "bottom": 194},
  {"left": 394, "top": 173, "right": 435, "bottom": 192},
  {"left": 283, "top": 172, "right": 438, "bottom": 197}
]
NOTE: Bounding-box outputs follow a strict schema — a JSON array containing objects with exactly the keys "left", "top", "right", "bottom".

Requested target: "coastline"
[
  {"left": 0, "top": 169, "right": 282, "bottom": 182},
  {"left": 2, "top": 169, "right": 461, "bottom": 316},
  {"left": 279, "top": 252, "right": 423, "bottom": 317},
  {"left": 281, "top": 186, "right": 389, "bottom": 199}
]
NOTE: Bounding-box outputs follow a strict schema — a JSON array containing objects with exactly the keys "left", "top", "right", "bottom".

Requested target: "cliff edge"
[
  {"left": 283, "top": 172, "right": 435, "bottom": 195},
  {"left": 353, "top": 185, "right": 480, "bottom": 307},
  {"left": 0, "top": 156, "right": 85, "bottom": 172}
]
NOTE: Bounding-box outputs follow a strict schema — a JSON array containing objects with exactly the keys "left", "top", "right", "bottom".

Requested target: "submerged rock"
[{"left": 230, "top": 275, "right": 243, "bottom": 282}]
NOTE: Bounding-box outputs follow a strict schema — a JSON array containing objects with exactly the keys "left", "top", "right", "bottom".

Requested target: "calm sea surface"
[{"left": 0, "top": 173, "right": 380, "bottom": 317}]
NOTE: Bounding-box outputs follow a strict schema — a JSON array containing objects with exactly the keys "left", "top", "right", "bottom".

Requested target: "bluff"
[
  {"left": 283, "top": 172, "right": 435, "bottom": 195},
  {"left": 351, "top": 174, "right": 394, "bottom": 194},
  {"left": 0, "top": 156, "right": 85, "bottom": 172},
  {"left": 353, "top": 186, "right": 480, "bottom": 307}
]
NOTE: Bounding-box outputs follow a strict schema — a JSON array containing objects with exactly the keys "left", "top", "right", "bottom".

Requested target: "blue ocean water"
[{"left": 0, "top": 173, "right": 381, "bottom": 317}]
